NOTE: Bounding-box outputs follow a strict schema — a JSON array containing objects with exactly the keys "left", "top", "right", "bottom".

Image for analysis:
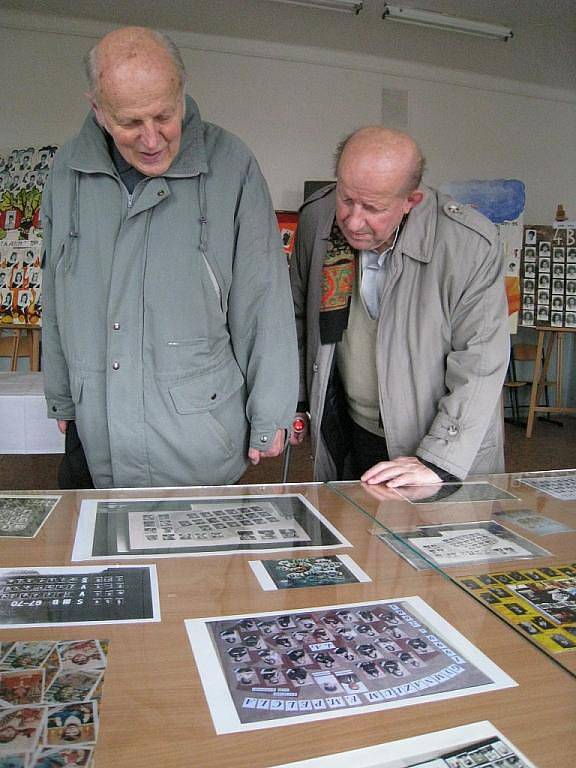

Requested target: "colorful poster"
[
  {"left": 250, "top": 555, "right": 371, "bottom": 591},
  {"left": 378, "top": 521, "right": 549, "bottom": 570},
  {"left": 270, "top": 720, "right": 536, "bottom": 767},
  {"left": 185, "top": 597, "right": 516, "bottom": 733},
  {"left": 0, "top": 144, "right": 57, "bottom": 327},
  {"left": 72, "top": 495, "right": 350, "bottom": 561},
  {"left": 0, "top": 240, "right": 42, "bottom": 326},
  {"left": 275, "top": 211, "right": 299, "bottom": 260},
  {"left": 0, "top": 637, "right": 107, "bottom": 768},
  {"left": 0, "top": 496, "right": 60, "bottom": 539},
  {"left": 0, "top": 566, "right": 160, "bottom": 628},
  {"left": 459, "top": 562, "right": 576, "bottom": 653},
  {"left": 440, "top": 178, "right": 525, "bottom": 333}
]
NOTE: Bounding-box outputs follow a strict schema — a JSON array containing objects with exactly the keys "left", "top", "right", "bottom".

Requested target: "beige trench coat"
[{"left": 290, "top": 185, "right": 509, "bottom": 481}]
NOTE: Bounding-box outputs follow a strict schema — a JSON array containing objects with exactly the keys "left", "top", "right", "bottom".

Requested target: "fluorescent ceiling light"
[
  {"left": 267, "top": 0, "right": 363, "bottom": 14},
  {"left": 382, "top": 5, "right": 513, "bottom": 41}
]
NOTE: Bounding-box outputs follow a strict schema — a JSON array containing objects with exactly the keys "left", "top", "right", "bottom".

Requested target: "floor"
[{"left": 1, "top": 416, "right": 575, "bottom": 491}]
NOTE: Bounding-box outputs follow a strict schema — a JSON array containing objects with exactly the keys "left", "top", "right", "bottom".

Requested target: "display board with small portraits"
[
  {"left": 520, "top": 225, "right": 576, "bottom": 328},
  {"left": 0, "top": 145, "right": 57, "bottom": 326}
]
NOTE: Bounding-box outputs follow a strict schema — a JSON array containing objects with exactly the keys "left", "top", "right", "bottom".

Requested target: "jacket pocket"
[{"left": 168, "top": 356, "right": 244, "bottom": 414}]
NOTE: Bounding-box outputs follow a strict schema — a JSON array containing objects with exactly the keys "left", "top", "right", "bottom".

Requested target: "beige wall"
[
  {"left": 1, "top": 9, "right": 575, "bottom": 219},
  {"left": 1, "top": 8, "right": 575, "bottom": 400}
]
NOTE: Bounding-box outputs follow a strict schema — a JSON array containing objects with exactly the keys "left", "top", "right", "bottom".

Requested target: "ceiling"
[{"left": 1, "top": 0, "right": 575, "bottom": 90}]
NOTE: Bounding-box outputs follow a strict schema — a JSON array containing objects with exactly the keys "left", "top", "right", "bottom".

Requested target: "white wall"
[
  {"left": 1, "top": 10, "right": 575, "bottom": 217},
  {"left": 1, "top": 10, "right": 576, "bottom": 399}
]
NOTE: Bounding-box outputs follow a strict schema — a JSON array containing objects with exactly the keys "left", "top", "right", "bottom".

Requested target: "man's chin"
[
  {"left": 344, "top": 233, "right": 375, "bottom": 249},
  {"left": 133, "top": 153, "right": 172, "bottom": 176}
]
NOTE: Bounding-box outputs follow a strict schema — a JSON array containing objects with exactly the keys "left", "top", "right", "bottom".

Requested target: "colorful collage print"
[
  {"left": 0, "top": 639, "right": 107, "bottom": 768},
  {"left": 460, "top": 562, "right": 576, "bottom": 653},
  {"left": 520, "top": 225, "right": 576, "bottom": 327},
  {"left": 0, "top": 145, "right": 57, "bottom": 326}
]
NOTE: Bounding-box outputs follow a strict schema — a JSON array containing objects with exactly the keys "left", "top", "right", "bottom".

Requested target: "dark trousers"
[
  {"left": 349, "top": 420, "right": 389, "bottom": 478},
  {"left": 58, "top": 421, "right": 94, "bottom": 490}
]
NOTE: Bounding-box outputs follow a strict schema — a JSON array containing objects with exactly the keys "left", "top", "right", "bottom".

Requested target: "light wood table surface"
[{"left": 0, "top": 481, "right": 574, "bottom": 767}]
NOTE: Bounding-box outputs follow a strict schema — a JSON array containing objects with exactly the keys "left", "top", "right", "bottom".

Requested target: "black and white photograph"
[
  {"left": 521, "top": 472, "right": 576, "bottom": 500},
  {"left": 72, "top": 495, "right": 350, "bottom": 560},
  {"left": 377, "top": 521, "right": 550, "bottom": 570},
  {"left": 0, "top": 495, "right": 60, "bottom": 538},
  {"left": 269, "top": 721, "right": 537, "bottom": 768},
  {"left": 0, "top": 566, "right": 160, "bottom": 628}
]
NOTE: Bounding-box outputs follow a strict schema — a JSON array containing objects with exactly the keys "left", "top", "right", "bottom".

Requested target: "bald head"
[
  {"left": 334, "top": 126, "right": 425, "bottom": 252},
  {"left": 335, "top": 126, "right": 424, "bottom": 196},
  {"left": 85, "top": 27, "right": 186, "bottom": 103},
  {"left": 85, "top": 27, "right": 186, "bottom": 176}
]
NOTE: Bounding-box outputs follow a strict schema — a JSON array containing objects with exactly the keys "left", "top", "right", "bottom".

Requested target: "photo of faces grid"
[{"left": 521, "top": 225, "right": 576, "bottom": 328}]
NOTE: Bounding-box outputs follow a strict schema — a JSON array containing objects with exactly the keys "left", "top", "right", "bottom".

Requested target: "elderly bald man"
[
  {"left": 41, "top": 27, "right": 298, "bottom": 488},
  {"left": 290, "top": 126, "right": 509, "bottom": 487}
]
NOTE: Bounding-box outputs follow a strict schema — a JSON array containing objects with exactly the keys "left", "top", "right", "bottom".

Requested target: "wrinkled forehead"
[
  {"left": 337, "top": 156, "right": 409, "bottom": 202},
  {"left": 97, "top": 47, "right": 182, "bottom": 103},
  {"left": 338, "top": 139, "right": 415, "bottom": 195}
]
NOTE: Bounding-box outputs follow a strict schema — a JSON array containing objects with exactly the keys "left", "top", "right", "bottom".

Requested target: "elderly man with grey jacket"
[
  {"left": 41, "top": 27, "right": 298, "bottom": 488},
  {"left": 289, "top": 126, "right": 509, "bottom": 487}
]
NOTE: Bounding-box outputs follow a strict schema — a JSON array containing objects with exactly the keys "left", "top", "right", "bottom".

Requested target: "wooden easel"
[
  {"left": 0, "top": 324, "right": 41, "bottom": 371},
  {"left": 526, "top": 326, "right": 576, "bottom": 437}
]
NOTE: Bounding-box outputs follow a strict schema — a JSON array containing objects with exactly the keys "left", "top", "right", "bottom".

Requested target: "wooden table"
[
  {"left": 0, "top": 481, "right": 574, "bottom": 767},
  {"left": 332, "top": 472, "right": 576, "bottom": 676}
]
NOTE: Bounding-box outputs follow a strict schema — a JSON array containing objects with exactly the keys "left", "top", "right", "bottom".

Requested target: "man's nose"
[
  {"left": 346, "top": 205, "right": 366, "bottom": 231},
  {"left": 140, "top": 121, "right": 161, "bottom": 150}
]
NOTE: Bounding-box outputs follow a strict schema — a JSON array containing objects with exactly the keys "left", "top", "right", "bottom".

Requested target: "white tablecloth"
[{"left": 0, "top": 372, "right": 65, "bottom": 453}]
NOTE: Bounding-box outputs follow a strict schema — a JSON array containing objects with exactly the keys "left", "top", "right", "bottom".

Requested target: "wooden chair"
[
  {"left": 0, "top": 325, "right": 41, "bottom": 371},
  {"left": 503, "top": 343, "right": 555, "bottom": 424}
]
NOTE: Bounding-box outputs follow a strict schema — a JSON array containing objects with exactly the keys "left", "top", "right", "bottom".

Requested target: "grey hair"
[
  {"left": 84, "top": 29, "right": 187, "bottom": 100},
  {"left": 333, "top": 130, "right": 426, "bottom": 194}
]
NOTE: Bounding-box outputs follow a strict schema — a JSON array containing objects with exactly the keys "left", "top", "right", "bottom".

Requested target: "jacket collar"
[
  {"left": 68, "top": 95, "right": 209, "bottom": 178},
  {"left": 395, "top": 186, "right": 437, "bottom": 264}
]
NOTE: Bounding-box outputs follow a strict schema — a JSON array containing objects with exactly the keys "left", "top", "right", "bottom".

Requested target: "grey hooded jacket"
[
  {"left": 290, "top": 185, "right": 509, "bottom": 481},
  {"left": 41, "top": 96, "right": 298, "bottom": 487}
]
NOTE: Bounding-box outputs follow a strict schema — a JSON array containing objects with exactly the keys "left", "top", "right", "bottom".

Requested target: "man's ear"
[
  {"left": 85, "top": 92, "right": 105, "bottom": 128},
  {"left": 405, "top": 189, "right": 424, "bottom": 213}
]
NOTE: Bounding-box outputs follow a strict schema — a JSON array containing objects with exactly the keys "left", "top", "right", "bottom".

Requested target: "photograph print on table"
[
  {"left": 459, "top": 563, "right": 576, "bottom": 653},
  {"left": 0, "top": 496, "right": 60, "bottom": 539},
  {"left": 493, "top": 508, "right": 574, "bottom": 536},
  {"left": 185, "top": 597, "right": 515, "bottom": 733},
  {"left": 520, "top": 471, "right": 576, "bottom": 500},
  {"left": 377, "top": 521, "right": 550, "bottom": 571},
  {"left": 249, "top": 555, "right": 371, "bottom": 591},
  {"left": 269, "top": 720, "right": 537, "bottom": 767},
  {"left": 0, "top": 566, "right": 160, "bottom": 629},
  {"left": 72, "top": 495, "right": 350, "bottom": 561},
  {"left": 0, "top": 637, "right": 108, "bottom": 768}
]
